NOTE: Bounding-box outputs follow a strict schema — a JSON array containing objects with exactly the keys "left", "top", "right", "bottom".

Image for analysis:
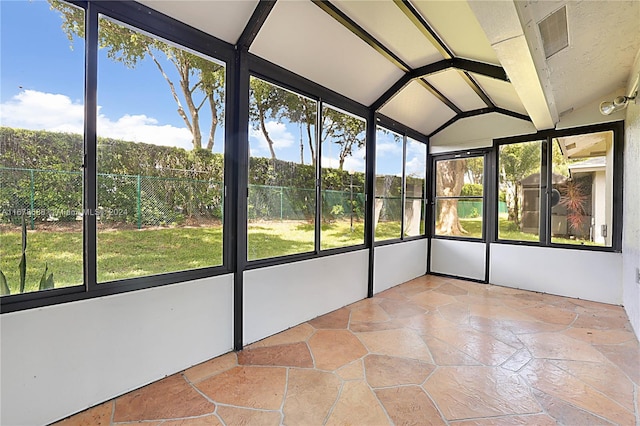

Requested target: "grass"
[
  {"left": 1, "top": 216, "right": 600, "bottom": 295},
  {"left": 453, "top": 217, "right": 601, "bottom": 246},
  {"left": 0, "top": 220, "right": 403, "bottom": 294}
]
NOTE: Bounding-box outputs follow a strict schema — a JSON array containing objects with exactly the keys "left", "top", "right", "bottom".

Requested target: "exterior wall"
[
  {"left": 622, "top": 50, "right": 640, "bottom": 337},
  {"left": 0, "top": 275, "right": 234, "bottom": 426}
]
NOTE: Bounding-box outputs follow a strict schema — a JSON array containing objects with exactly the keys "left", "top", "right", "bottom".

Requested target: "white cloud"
[
  {"left": 376, "top": 140, "right": 402, "bottom": 157},
  {"left": 0, "top": 90, "right": 84, "bottom": 133},
  {"left": 249, "top": 120, "right": 296, "bottom": 157},
  {"left": 0, "top": 90, "right": 193, "bottom": 149},
  {"left": 405, "top": 155, "right": 426, "bottom": 178}
]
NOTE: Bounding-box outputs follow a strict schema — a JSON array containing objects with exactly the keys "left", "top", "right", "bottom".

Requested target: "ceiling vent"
[{"left": 538, "top": 5, "right": 569, "bottom": 59}]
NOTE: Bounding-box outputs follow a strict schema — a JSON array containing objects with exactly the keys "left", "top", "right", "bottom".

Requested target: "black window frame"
[
  {"left": 1, "top": 0, "right": 236, "bottom": 313},
  {"left": 492, "top": 121, "right": 624, "bottom": 252},
  {"left": 430, "top": 150, "right": 489, "bottom": 243},
  {"left": 373, "top": 115, "right": 429, "bottom": 247}
]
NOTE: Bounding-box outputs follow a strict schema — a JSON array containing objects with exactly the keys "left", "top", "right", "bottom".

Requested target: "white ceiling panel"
[
  {"left": 430, "top": 113, "right": 536, "bottom": 152},
  {"left": 333, "top": 0, "right": 444, "bottom": 69},
  {"left": 138, "top": 0, "right": 259, "bottom": 45},
  {"left": 379, "top": 80, "right": 456, "bottom": 135},
  {"left": 250, "top": 1, "right": 403, "bottom": 106},
  {"left": 424, "top": 69, "right": 486, "bottom": 111},
  {"left": 412, "top": 0, "right": 499, "bottom": 65},
  {"left": 472, "top": 74, "right": 528, "bottom": 116}
]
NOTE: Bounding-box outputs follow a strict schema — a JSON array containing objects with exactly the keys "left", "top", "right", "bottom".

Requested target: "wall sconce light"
[{"left": 599, "top": 73, "right": 639, "bottom": 115}]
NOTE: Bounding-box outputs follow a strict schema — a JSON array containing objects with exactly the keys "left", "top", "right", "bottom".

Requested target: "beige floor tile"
[
  {"left": 451, "top": 413, "right": 556, "bottom": 425},
  {"left": 520, "top": 359, "right": 635, "bottom": 425},
  {"left": 424, "top": 366, "right": 541, "bottom": 421},
  {"left": 196, "top": 366, "right": 286, "bottom": 410},
  {"left": 308, "top": 329, "right": 368, "bottom": 370},
  {"left": 375, "top": 386, "right": 445, "bottom": 425},
  {"left": 183, "top": 352, "right": 237, "bottom": 383},
  {"left": 350, "top": 303, "right": 391, "bottom": 323},
  {"left": 427, "top": 326, "right": 518, "bottom": 365},
  {"left": 532, "top": 388, "right": 616, "bottom": 425},
  {"left": 325, "top": 380, "right": 389, "bottom": 426},
  {"left": 518, "top": 332, "right": 608, "bottom": 362},
  {"left": 336, "top": 359, "right": 364, "bottom": 380},
  {"left": 357, "top": 328, "right": 434, "bottom": 363},
  {"left": 113, "top": 375, "right": 214, "bottom": 422},
  {"left": 57, "top": 276, "right": 640, "bottom": 426},
  {"left": 378, "top": 297, "right": 426, "bottom": 318},
  {"left": 562, "top": 327, "right": 637, "bottom": 345},
  {"left": 549, "top": 359, "right": 636, "bottom": 411},
  {"left": 363, "top": 354, "right": 435, "bottom": 387},
  {"left": 216, "top": 406, "right": 281, "bottom": 426},
  {"left": 237, "top": 341, "right": 313, "bottom": 368},
  {"left": 422, "top": 336, "right": 483, "bottom": 366},
  {"left": 161, "top": 415, "right": 223, "bottom": 426},
  {"left": 308, "top": 307, "right": 350, "bottom": 329},
  {"left": 247, "top": 323, "right": 315, "bottom": 349},
  {"left": 282, "top": 369, "right": 341, "bottom": 425}
]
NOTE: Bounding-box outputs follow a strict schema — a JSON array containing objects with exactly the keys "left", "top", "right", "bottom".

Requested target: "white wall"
[
  {"left": 622, "top": 50, "right": 640, "bottom": 336},
  {"left": 490, "top": 244, "right": 622, "bottom": 304},
  {"left": 244, "top": 251, "right": 368, "bottom": 344},
  {"left": 0, "top": 275, "right": 234, "bottom": 426},
  {"left": 430, "top": 239, "right": 486, "bottom": 281},
  {"left": 373, "top": 239, "right": 428, "bottom": 293}
]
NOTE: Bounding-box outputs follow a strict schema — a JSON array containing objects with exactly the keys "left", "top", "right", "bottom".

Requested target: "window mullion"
[{"left": 84, "top": 2, "right": 98, "bottom": 292}]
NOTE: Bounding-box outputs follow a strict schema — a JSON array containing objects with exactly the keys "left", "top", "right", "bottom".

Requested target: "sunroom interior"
[{"left": 1, "top": 0, "right": 639, "bottom": 424}]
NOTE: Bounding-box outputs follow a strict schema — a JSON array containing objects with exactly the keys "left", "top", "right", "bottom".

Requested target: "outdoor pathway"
[{"left": 56, "top": 275, "right": 640, "bottom": 425}]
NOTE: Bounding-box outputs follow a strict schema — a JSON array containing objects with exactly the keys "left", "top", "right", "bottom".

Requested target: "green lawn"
[
  {"left": 1, "top": 217, "right": 600, "bottom": 295},
  {"left": 457, "top": 217, "right": 601, "bottom": 246},
  {"left": 1, "top": 220, "right": 403, "bottom": 294}
]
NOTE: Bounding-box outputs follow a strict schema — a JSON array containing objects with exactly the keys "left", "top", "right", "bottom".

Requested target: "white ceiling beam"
[{"left": 467, "top": 0, "right": 558, "bottom": 130}]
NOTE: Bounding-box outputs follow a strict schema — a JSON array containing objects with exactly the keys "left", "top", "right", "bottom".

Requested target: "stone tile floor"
[{"left": 57, "top": 275, "right": 640, "bottom": 425}]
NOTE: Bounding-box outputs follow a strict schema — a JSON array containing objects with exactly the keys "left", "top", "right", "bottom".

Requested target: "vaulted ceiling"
[{"left": 138, "top": 0, "right": 640, "bottom": 144}]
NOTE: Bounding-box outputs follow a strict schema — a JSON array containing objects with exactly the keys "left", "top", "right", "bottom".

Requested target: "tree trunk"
[
  {"left": 302, "top": 101, "right": 315, "bottom": 166},
  {"left": 435, "top": 159, "right": 467, "bottom": 236},
  {"left": 436, "top": 199, "right": 467, "bottom": 235},
  {"left": 259, "top": 109, "right": 277, "bottom": 160},
  {"left": 206, "top": 93, "right": 218, "bottom": 151}
]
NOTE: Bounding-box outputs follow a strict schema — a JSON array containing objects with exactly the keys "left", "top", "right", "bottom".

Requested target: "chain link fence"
[
  {"left": 0, "top": 167, "right": 223, "bottom": 230},
  {"left": 1, "top": 168, "right": 370, "bottom": 230}
]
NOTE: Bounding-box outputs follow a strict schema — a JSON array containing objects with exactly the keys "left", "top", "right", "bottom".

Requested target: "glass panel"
[
  {"left": 320, "top": 105, "right": 366, "bottom": 250},
  {"left": 248, "top": 77, "right": 317, "bottom": 259},
  {"left": 404, "top": 138, "right": 426, "bottom": 237},
  {"left": 97, "top": 16, "right": 226, "bottom": 281},
  {"left": 434, "top": 157, "right": 484, "bottom": 238},
  {"left": 551, "top": 131, "right": 613, "bottom": 246},
  {"left": 498, "top": 141, "right": 542, "bottom": 241},
  {"left": 1, "top": 1, "right": 84, "bottom": 295},
  {"left": 375, "top": 127, "right": 403, "bottom": 241}
]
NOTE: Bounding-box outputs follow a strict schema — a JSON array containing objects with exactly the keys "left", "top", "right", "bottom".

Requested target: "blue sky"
[{"left": 0, "top": 0, "right": 425, "bottom": 176}]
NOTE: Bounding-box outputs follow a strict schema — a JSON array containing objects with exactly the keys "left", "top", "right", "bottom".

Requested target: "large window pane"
[
  {"left": 404, "top": 138, "right": 426, "bottom": 237},
  {"left": 498, "top": 141, "right": 542, "bottom": 241},
  {"left": 97, "top": 16, "right": 225, "bottom": 281},
  {"left": 320, "top": 105, "right": 366, "bottom": 250},
  {"left": 551, "top": 131, "right": 613, "bottom": 246},
  {"left": 1, "top": 1, "right": 84, "bottom": 296},
  {"left": 248, "top": 77, "right": 317, "bottom": 259},
  {"left": 434, "top": 157, "right": 483, "bottom": 239},
  {"left": 374, "top": 127, "right": 403, "bottom": 241}
]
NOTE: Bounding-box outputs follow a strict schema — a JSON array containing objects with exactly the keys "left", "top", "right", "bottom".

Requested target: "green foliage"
[
  {"left": 0, "top": 214, "right": 55, "bottom": 296},
  {"left": 49, "top": 0, "right": 225, "bottom": 151},
  {"left": 461, "top": 183, "right": 483, "bottom": 197}
]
